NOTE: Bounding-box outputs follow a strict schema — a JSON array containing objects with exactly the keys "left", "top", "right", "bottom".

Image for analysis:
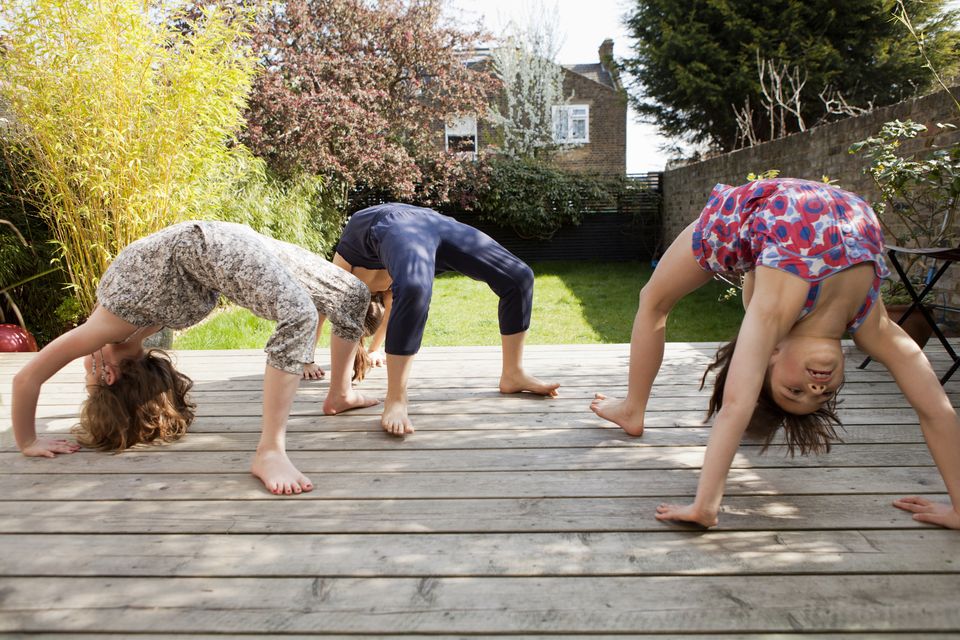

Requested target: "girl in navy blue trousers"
[{"left": 335, "top": 203, "right": 560, "bottom": 435}]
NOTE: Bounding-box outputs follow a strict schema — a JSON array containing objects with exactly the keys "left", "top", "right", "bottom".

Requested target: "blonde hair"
[
  {"left": 352, "top": 293, "right": 385, "bottom": 382},
  {"left": 75, "top": 349, "right": 195, "bottom": 450}
]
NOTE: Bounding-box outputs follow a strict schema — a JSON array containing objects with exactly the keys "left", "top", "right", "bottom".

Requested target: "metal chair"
[{"left": 858, "top": 244, "right": 960, "bottom": 384}]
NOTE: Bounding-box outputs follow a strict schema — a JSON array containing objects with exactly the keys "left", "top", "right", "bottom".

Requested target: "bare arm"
[
  {"left": 657, "top": 266, "right": 808, "bottom": 526},
  {"left": 11, "top": 306, "right": 135, "bottom": 455},
  {"left": 741, "top": 271, "right": 754, "bottom": 309},
  {"left": 368, "top": 289, "right": 392, "bottom": 355},
  {"left": 854, "top": 302, "right": 960, "bottom": 529}
]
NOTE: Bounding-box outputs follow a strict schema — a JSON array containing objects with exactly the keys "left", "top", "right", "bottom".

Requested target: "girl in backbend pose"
[
  {"left": 12, "top": 220, "right": 380, "bottom": 495},
  {"left": 333, "top": 202, "right": 560, "bottom": 436},
  {"left": 591, "top": 178, "right": 960, "bottom": 530}
]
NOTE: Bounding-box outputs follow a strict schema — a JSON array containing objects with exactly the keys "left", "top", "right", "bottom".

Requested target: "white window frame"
[
  {"left": 552, "top": 104, "right": 590, "bottom": 144},
  {"left": 444, "top": 115, "right": 478, "bottom": 158}
]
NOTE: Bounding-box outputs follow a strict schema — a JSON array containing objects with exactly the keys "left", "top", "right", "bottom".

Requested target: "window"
[
  {"left": 552, "top": 105, "right": 590, "bottom": 144},
  {"left": 445, "top": 115, "right": 477, "bottom": 158}
]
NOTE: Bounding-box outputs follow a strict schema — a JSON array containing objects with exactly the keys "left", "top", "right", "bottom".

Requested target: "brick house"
[{"left": 443, "top": 39, "right": 628, "bottom": 175}]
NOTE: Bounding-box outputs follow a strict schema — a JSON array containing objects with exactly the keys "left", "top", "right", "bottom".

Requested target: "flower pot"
[
  {"left": 0, "top": 323, "right": 38, "bottom": 352},
  {"left": 886, "top": 304, "right": 933, "bottom": 349}
]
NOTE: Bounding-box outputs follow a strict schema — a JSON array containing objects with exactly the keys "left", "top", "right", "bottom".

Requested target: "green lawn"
[{"left": 173, "top": 261, "right": 744, "bottom": 349}]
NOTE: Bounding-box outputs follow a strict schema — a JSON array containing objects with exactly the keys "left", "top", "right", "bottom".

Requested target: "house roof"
[
  {"left": 562, "top": 63, "right": 617, "bottom": 90},
  {"left": 462, "top": 47, "right": 620, "bottom": 91}
]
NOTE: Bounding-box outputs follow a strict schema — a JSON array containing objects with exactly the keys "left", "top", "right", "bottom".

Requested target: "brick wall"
[
  {"left": 551, "top": 68, "right": 627, "bottom": 175},
  {"left": 660, "top": 85, "right": 960, "bottom": 314}
]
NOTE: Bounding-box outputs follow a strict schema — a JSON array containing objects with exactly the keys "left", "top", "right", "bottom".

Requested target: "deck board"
[{"left": 1, "top": 341, "right": 958, "bottom": 637}]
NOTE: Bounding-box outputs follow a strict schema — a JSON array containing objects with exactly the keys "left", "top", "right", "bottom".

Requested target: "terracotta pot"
[
  {"left": 0, "top": 323, "right": 38, "bottom": 352},
  {"left": 886, "top": 304, "right": 933, "bottom": 349}
]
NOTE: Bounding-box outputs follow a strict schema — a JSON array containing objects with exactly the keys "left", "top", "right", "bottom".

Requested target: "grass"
[{"left": 173, "top": 261, "right": 745, "bottom": 349}]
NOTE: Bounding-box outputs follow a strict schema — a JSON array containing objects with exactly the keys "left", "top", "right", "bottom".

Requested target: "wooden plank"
[
  {"left": 1, "top": 394, "right": 935, "bottom": 421},
  {"left": 2, "top": 424, "right": 926, "bottom": 452},
  {"left": 149, "top": 423, "right": 933, "bottom": 445},
  {"left": 0, "top": 494, "right": 946, "bottom": 533},
  {"left": 3, "top": 529, "right": 958, "bottom": 577},
  {"left": 21, "top": 384, "right": 956, "bottom": 407},
  {"left": 5, "top": 411, "right": 933, "bottom": 444},
  {"left": 0, "top": 466, "right": 945, "bottom": 501},
  {"left": 0, "top": 443, "right": 939, "bottom": 474},
  {"left": 1, "top": 575, "right": 958, "bottom": 634},
  {"left": 6, "top": 636, "right": 960, "bottom": 640}
]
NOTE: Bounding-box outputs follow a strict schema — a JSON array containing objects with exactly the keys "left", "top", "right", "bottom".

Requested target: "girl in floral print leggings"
[
  {"left": 591, "top": 178, "right": 960, "bottom": 530},
  {"left": 11, "top": 221, "right": 382, "bottom": 495}
]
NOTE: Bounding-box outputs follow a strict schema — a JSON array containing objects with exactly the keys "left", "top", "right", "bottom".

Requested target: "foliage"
[
  {"left": 218, "top": 155, "right": 345, "bottom": 256},
  {"left": 0, "top": 146, "right": 73, "bottom": 344},
  {"left": 466, "top": 156, "right": 618, "bottom": 240},
  {"left": 173, "top": 261, "right": 745, "bottom": 348},
  {"left": 0, "top": 0, "right": 258, "bottom": 314},
  {"left": 620, "top": 0, "right": 960, "bottom": 151},
  {"left": 243, "top": 0, "right": 498, "bottom": 200},
  {"left": 851, "top": 119, "right": 960, "bottom": 304},
  {"left": 487, "top": 5, "right": 567, "bottom": 158},
  {"left": 851, "top": 119, "right": 959, "bottom": 248}
]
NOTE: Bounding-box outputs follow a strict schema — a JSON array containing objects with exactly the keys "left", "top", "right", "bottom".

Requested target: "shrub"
[
  {"left": 218, "top": 156, "right": 345, "bottom": 257},
  {"left": 465, "top": 156, "right": 618, "bottom": 240}
]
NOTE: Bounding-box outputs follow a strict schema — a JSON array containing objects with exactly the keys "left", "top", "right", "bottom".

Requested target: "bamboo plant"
[{"left": 0, "top": 0, "right": 258, "bottom": 313}]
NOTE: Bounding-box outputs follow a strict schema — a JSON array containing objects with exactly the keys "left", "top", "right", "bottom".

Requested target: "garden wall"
[
  {"left": 662, "top": 85, "right": 960, "bottom": 243},
  {"left": 661, "top": 85, "right": 960, "bottom": 315}
]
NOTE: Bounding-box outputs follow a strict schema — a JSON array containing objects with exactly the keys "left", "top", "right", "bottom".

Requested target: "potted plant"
[{"left": 849, "top": 117, "right": 960, "bottom": 345}]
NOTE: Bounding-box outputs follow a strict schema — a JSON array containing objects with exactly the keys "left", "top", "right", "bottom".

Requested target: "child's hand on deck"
[
  {"left": 368, "top": 349, "right": 386, "bottom": 367},
  {"left": 302, "top": 363, "right": 325, "bottom": 380},
  {"left": 655, "top": 502, "right": 719, "bottom": 528},
  {"left": 21, "top": 436, "right": 80, "bottom": 458},
  {"left": 893, "top": 496, "right": 960, "bottom": 529}
]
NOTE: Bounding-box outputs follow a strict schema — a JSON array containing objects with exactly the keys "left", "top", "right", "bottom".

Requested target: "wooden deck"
[{"left": 1, "top": 342, "right": 959, "bottom": 637}]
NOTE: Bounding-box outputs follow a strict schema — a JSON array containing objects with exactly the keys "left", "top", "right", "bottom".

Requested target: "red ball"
[{"left": 0, "top": 324, "right": 38, "bottom": 352}]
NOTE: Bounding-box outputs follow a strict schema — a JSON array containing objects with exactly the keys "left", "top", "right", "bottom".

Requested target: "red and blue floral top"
[{"left": 692, "top": 178, "right": 890, "bottom": 332}]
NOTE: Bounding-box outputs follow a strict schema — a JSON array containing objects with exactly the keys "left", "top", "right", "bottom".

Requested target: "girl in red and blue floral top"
[{"left": 591, "top": 177, "right": 960, "bottom": 531}]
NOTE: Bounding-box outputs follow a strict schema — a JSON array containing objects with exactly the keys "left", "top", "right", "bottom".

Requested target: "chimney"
[
  {"left": 598, "top": 39, "right": 614, "bottom": 64},
  {"left": 598, "top": 39, "right": 620, "bottom": 88}
]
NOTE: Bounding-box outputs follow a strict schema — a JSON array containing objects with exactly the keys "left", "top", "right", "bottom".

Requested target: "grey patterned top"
[{"left": 97, "top": 221, "right": 369, "bottom": 374}]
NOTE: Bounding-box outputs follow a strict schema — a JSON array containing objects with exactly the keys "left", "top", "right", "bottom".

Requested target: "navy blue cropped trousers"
[{"left": 336, "top": 203, "right": 534, "bottom": 355}]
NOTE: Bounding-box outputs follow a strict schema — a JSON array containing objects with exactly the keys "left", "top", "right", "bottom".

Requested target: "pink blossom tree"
[{"left": 244, "top": 0, "right": 498, "bottom": 200}]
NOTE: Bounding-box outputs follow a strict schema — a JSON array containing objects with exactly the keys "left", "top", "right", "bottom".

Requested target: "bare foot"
[
  {"left": 251, "top": 448, "right": 313, "bottom": 495},
  {"left": 302, "top": 363, "right": 325, "bottom": 380},
  {"left": 590, "top": 393, "right": 645, "bottom": 436},
  {"left": 323, "top": 390, "right": 380, "bottom": 415},
  {"left": 381, "top": 397, "right": 414, "bottom": 436},
  {"left": 499, "top": 370, "right": 560, "bottom": 397}
]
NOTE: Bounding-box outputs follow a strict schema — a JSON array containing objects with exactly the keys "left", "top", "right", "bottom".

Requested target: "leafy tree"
[
  {"left": 243, "top": 0, "right": 498, "bottom": 199},
  {"left": 621, "top": 0, "right": 960, "bottom": 151},
  {"left": 488, "top": 6, "right": 567, "bottom": 158}
]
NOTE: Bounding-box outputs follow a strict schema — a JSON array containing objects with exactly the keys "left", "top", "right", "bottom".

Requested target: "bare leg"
[
  {"left": 498, "top": 331, "right": 560, "bottom": 397},
  {"left": 382, "top": 353, "right": 415, "bottom": 436},
  {"left": 322, "top": 334, "right": 380, "bottom": 415},
  {"left": 251, "top": 365, "right": 313, "bottom": 495},
  {"left": 591, "top": 222, "right": 713, "bottom": 436}
]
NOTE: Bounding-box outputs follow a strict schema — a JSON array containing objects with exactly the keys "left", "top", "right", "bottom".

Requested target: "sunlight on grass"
[{"left": 174, "top": 261, "right": 745, "bottom": 349}]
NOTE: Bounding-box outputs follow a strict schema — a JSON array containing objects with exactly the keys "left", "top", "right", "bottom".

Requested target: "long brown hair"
[
  {"left": 700, "top": 336, "right": 843, "bottom": 456},
  {"left": 352, "top": 293, "right": 385, "bottom": 382},
  {"left": 75, "top": 349, "right": 196, "bottom": 451}
]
